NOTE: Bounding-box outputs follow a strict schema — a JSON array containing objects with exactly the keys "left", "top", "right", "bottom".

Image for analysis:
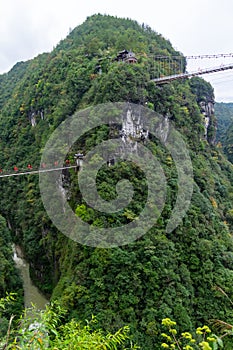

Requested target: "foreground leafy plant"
[{"left": 1, "top": 301, "right": 138, "bottom": 349}]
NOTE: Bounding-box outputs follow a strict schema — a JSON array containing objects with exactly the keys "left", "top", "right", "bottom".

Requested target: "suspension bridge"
[
  {"left": 152, "top": 53, "right": 233, "bottom": 84},
  {"left": 152, "top": 63, "right": 233, "bottom": 84}
]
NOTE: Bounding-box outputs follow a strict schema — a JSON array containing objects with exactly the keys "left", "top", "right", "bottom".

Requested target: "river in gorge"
[{"left": 12, "top": 244, "right": 48, "bottom": 310}]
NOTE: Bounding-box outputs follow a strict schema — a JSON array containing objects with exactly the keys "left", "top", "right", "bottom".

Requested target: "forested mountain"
[
  {"left": 215, "top": 102, "right": 233, "bottom": 163},
  {"left": 215, "top": 103, "right": 233, "bottom": 142},
  {"left": 1, "top": 14, "right": 233, "bottom": 348}
]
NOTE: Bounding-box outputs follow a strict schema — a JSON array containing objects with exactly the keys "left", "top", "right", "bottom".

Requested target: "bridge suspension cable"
[
  {"left": 152, "top": 53, "right": 233, "bottom": 60},
  {"left": 0, "top": 165, "right": 77, "bottom": 178},
  {"left": 185, "top": 53, "right": 233, "bottom": 59}
]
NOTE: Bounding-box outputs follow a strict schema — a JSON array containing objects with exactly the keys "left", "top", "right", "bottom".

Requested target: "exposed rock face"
[
  {"left": 107, "top": 104, "right": 170, "bottom": 166},
  {"left": 156, "top": 114, "right": 170, "bottom": 143},
  {"left": 120, "top": 105, "right": 148, "bottom": 146},
  {"left": 105, "top": 105, "right": 149, "bottom": 165},
  {"left": 29, "top": 111, "right": 37, "bottom": 127},
  {"left": 119, "top": 105, "right": 171, "bottom": 146},
  {"left": 29, "top": 110, "right": 44, "bottom": 127},
  {"left": 199, "top": 100, "right": 216, "bottom": 144},
  {"left": 189, "top": 77, "right": 216, "bottom": 145}
]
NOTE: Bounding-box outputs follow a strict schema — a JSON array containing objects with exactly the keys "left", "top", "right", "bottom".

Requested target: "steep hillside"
[
  {"left": 215, "top": 102, "right": 233, "bottom": 137},
  {"left": 0, "top": 214, "right": 23, "bottom": 338},
  {"left": 215, "top": 102, "right": 233, "bottom": 163},
  {"left": 1, "top": 14, "right": 233, "bottom": 348}
]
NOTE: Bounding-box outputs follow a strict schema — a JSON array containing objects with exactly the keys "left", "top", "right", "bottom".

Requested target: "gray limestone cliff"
[{"left": 199, "top": 99, "right": 216, "bottom": 144}]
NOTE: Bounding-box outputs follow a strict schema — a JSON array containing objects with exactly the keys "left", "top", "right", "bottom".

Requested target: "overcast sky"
[{"left": 1, "top": 0, "right": 233, "bottom": 102}]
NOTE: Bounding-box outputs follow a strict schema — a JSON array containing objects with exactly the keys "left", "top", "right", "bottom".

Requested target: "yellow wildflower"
[
  {"left": 199, "top": 341, "right": 212, "bottom": 350},
  {"left": 181, "top": 332, "right": 193, "bottom": 340},
  {"left": 162, "top": 318, "right": 177, "bottom": 327},
  {"left": 169, "top": 328, "right": 177, "bottom": 335}
]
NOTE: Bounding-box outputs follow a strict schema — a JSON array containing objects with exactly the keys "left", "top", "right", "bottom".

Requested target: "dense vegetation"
[
  {"left": 0, "top": 297, "right": 137, "bottom": 349},
  {"left": 215, "top": 103, "right": 233, "bottom": 163},
  {"left": 1, "top": 14, "right": 233, "bottom": 348},
  {"left": 0, "top": 217, "right": 23, "bottom": 338},
  {"left": 215, "top": 103, "right": 233, "bottom": 142}
]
